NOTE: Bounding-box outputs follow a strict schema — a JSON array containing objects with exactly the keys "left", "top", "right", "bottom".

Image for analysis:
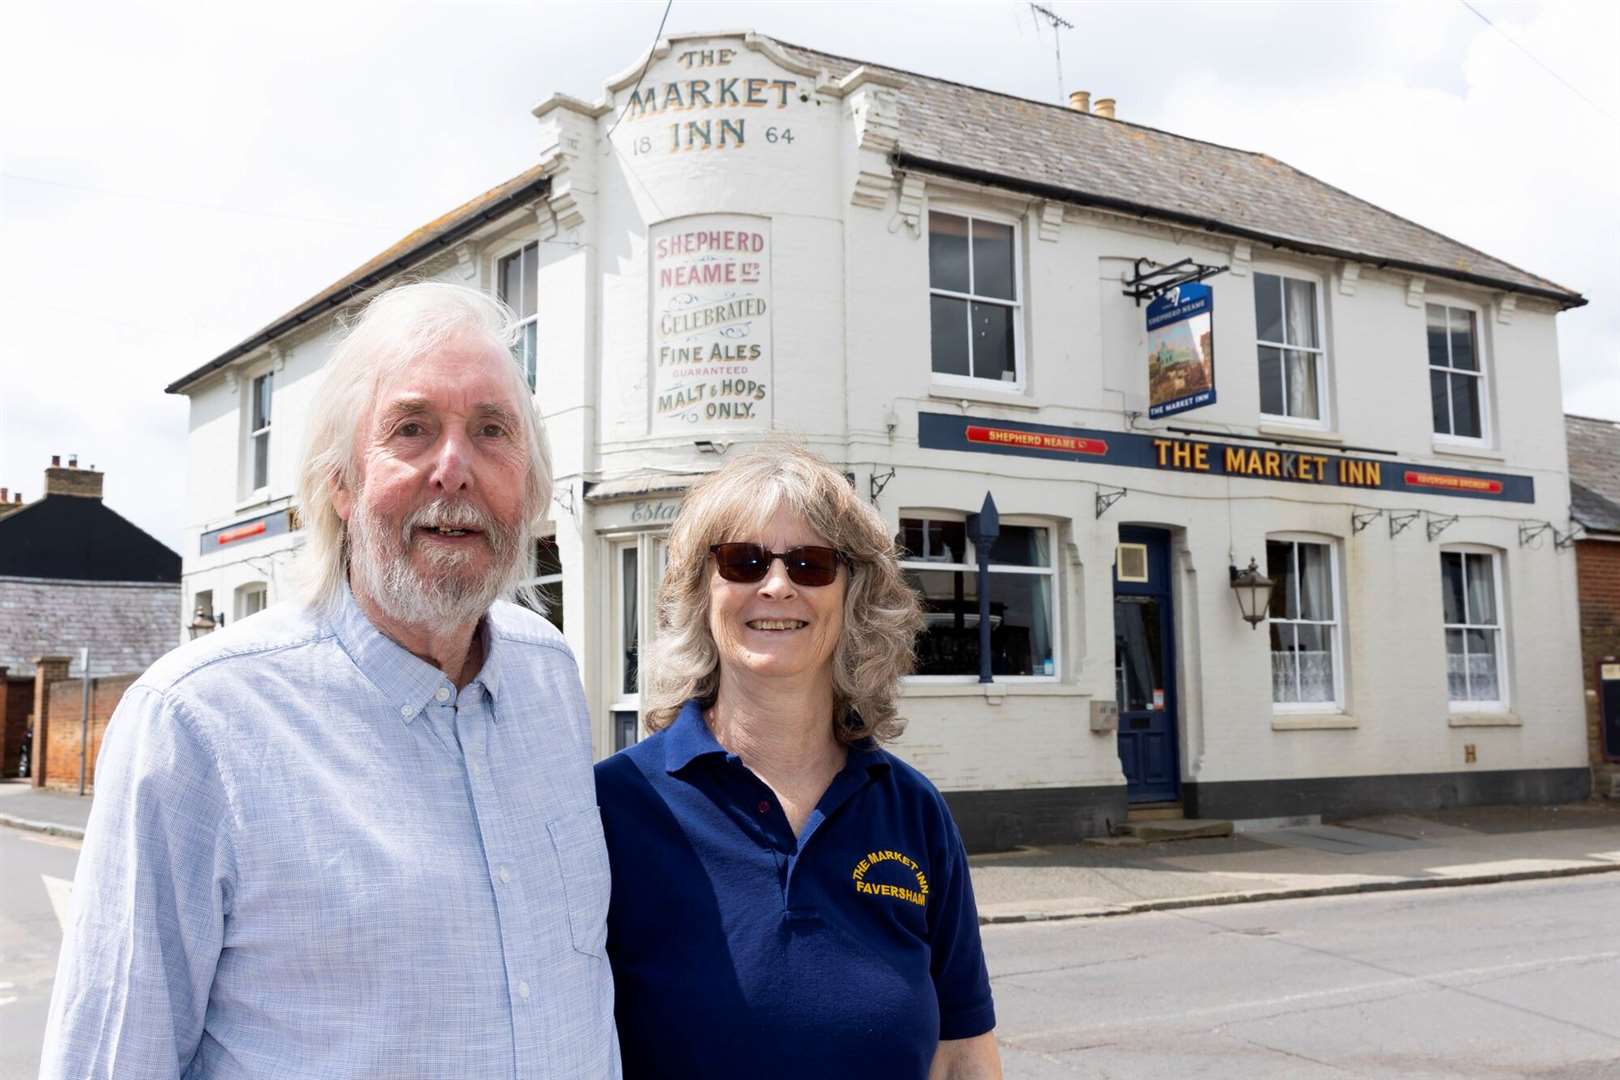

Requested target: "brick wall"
[
  {"left": 0, "top": 671, "right": 31, "bottom": 777},
  {"left": 41, "top": 673, "right": 138, "bottom": 792},
  {"left": 1575, "top": 539, "right": 1620, "bottom": 787}
]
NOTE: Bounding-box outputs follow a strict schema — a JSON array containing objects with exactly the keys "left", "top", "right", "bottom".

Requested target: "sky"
[{"left": 2, "top": 0, "right": 1616, "bottom": 555}]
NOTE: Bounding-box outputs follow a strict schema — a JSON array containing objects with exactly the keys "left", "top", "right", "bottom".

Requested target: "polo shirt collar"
[
  {"left": 330, "top": 580, "right": 496, "bottom": 724},
  {"left": 664, "top": 698, "right": 892, "bottom": 779}
]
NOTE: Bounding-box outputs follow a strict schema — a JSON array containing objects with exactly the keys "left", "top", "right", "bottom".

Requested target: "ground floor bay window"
[
  {"left": 898, "top": 515, "right": 1056, "bottom": 679},
  {"left": 1266, "top": 537, "right": 1342, "bottom": 709}
]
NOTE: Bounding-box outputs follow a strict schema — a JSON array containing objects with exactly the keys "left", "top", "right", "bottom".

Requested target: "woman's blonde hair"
[{"left": 643, "top": 443, "right": 924, "bottom": 745}]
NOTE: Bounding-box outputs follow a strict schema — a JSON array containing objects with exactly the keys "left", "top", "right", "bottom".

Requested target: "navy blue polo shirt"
[{"left": 594, "top": 700, "right": 995, "bottom": 1079}]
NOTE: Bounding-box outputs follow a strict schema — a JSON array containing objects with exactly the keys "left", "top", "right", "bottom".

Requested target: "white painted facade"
[{"left": 174, "top": 32, "right": 1588, "bottom": 837}]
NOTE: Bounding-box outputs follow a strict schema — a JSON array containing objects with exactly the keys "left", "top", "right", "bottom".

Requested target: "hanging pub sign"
[
  {"left": 649, "top": 213, "right": 773, "bottom": 435},
  {"left": 917, "top": 412, "right": 1535, "bottom": 504},
  {"left": 1146, "top": 282, "right": 1216, "bottom": 419}
]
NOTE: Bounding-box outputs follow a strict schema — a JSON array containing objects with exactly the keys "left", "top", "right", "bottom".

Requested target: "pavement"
[
  {"left": 8, "top": 778, "right": 1620, "bottom": 926},
  {"left": 969, "top": 801, "right": 1620, "bottom": 924}
]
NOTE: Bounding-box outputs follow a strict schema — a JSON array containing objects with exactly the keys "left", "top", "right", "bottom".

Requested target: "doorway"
[{"left": 1113, "top": 526, "right": 1180, "bottom": 803}]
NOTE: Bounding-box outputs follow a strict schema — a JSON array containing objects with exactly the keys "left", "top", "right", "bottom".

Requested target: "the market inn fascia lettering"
[
  {"left": 917, "top": 413, "right": 1532, "bottom": 503},
  {"left": 1155, "top": 439, "right": 1383, "bottom": 488}
]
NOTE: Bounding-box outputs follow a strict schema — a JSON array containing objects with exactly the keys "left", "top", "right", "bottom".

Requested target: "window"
[
  {"left": 898, "top": 516, "right": 1056, "bottom": 678},
  {"left": 1254, "top": 272, "right": 1325, "bottom": 422},
  {"left": 1427, "top": 304, "right": 1485, "bottom": 440},
  {"left": 518, "top": 535, "right": 563, "bottom": 631},
  {"left": 1266, "top": 539, "right": 1341, "bottom": 707},
  {"left": 249, "top": 372, "right": 273, "bottom": 491},
  {"left": 928, "top": 212, "right": 1021, "bottom": 386},
  {"left": 498, "top": 242, "right": 539, "bottom": 391},
  {"left": 235, "top": 582, "right": 268, "bottom": 620},
  {"left": 1441, "top": 550, "right": 1506, "bottom": 707}
]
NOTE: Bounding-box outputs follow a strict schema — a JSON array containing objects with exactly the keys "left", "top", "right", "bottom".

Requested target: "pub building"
[{"left": 167, "top": 32, "right": 1590, "bottom": 848}]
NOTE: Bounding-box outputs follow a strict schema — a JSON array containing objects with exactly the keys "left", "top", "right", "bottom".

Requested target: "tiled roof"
[
  {"left": 0, "top": 578, "right": 181, "bottom": 678},
  {"left": 1567, "top": 413, "right": 1620, "bottom": 535},
  {"left": 165, "top": 164, "right": 550, "bottom": 395},
  {"left": 775, "top": 40, "right": 1582, "bottom": 307}
]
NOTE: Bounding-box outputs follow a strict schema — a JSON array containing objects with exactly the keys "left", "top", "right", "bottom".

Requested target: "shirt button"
[
  {"left": 398, "top": 704, "right": 414, "bottom": 718},
  {"left": 435, "top": 687, "right": 451, "bottom": 703},
  {"left": 470, "top": 760, "right": 482, "bottom": 779},
  {"left": 517, "top": 981, "right": 530, "bottom": 1000},
  {"left": 757, "top": 800, "right": 770, "bottom": 814},
  {"left": 498, "top": 865, "right": 511, "bottom": 884}
]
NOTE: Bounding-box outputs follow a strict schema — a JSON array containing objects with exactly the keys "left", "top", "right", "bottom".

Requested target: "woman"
[{"left": 595, "top": 444, "right": 1002, "bottom": 1080}]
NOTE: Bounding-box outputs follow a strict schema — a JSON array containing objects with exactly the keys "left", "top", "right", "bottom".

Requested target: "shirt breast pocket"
[{"left": 547, "top": 806, "right": 611, "bottom": 958}]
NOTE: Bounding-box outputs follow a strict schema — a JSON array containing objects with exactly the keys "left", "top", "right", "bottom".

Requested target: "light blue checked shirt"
[{"left": 41, "top": 584, "right": 620, "bottom": 1079}]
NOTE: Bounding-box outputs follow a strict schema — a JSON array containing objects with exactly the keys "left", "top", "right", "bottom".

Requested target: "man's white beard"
[{"left": 347, "top": 494, "right": 525, "bottom": 628}]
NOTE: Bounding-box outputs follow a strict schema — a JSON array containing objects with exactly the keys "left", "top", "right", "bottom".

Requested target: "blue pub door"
[{"left": 1113, "top": 527, "right": 1181, "bottom": 803}]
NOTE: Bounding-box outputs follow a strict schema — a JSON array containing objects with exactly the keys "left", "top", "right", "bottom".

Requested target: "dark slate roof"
[
  {"left": 775, "top": 40, "right": 1583, "bottom": 308},
  {"left": 0, "top": 579, "right": 181, "bottom": 678},
  {"left": 165, "top": 164, "right": 551, "bottom": 395},
  {"left": 1567, "top": 413, "right": 1620, "bottom": 535},
  {"left": 0, "top": 496, "right": 180, "bottom": 583}
]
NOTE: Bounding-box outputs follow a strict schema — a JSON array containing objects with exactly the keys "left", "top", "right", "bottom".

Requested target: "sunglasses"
[{"left": 709, "top": 543, "right": 845, "bottom": 587}]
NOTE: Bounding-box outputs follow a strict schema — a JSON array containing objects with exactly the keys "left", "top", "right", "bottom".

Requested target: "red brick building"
[{"left": 1567, "top": 414, "right": 1620, "bottom": 798}]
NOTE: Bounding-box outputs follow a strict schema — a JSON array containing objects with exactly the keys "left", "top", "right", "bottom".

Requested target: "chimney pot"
[
  {"left": 14, "top": 493, "right": 22, "bottom": 504},
  {"left": 0, "top": 488, "right": 7, "bottom": 502},
  {"left": 1094, "top": 97, "right": 1117, "bottom": 120},
  {"left": 68, "top": 454, "right": 78, "bottom": 468},
  {"left": 1068, "top": 90, "right": 1091, "bottom": 113},
  {"left": 50, "top": 455, "right": 60, "bottom": 467}
]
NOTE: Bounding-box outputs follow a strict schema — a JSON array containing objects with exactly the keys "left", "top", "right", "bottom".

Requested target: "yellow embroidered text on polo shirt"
[{"left": 851, "top": 849, "right": 929, "bottom": 907}]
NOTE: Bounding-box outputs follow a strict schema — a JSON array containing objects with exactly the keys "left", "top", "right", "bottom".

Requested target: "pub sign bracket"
[{"left": 1123, "top": 257, "right": 1230, "bottom": 307}]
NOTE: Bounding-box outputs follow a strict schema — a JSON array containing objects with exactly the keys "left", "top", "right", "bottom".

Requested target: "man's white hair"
[{"left": 294, "top": 281, "right": 552, "bottom": 614}]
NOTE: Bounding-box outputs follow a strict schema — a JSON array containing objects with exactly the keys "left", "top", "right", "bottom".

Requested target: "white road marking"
[{"left": 42, "top": 874, "right": 73, "bottom": 931}]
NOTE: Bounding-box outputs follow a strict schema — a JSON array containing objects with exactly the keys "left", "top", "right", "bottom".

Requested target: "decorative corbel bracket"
[
  {"left": 1228, "top": 241, "right": 1251, "bottom": 278},
  {"left": 1337, "top": 261, "right": 1360, "bottom": 296},
  {"left": 268, "top": 344, "right": 287, "bottom": 373},
  {"left": 454, "top": 242, "right": 478, "bottom": 281},
  {"left": 1405, "top": 276, "right": 1426, "bottom": 308},
  {"left": 1038, "top": 201, "right": 1064, "bottom": 242},
  {"left": 894, "top": 173, "right": 926, "bottom": 236},
  {"left": 1496, "top": 294, "right": 1517, "bottom": 325}
]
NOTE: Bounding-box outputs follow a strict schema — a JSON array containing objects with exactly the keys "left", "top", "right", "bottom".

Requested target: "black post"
[{"left": 965, "top": 493, "right": 1000, "bottom": 685}]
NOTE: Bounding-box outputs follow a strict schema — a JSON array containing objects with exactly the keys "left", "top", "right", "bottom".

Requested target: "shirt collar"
[
  {"left": 664, "top": 698, "right": 892, "bottom": 779},
  {"left": 330, "top": 581, "right": 497, "bottom": 724}
]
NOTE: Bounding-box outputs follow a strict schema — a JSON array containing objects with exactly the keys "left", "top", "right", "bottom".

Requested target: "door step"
[
  {"left": 1115, "top": 818, "right": 1234, "bottom": 843},
  {"left": 1126, "top": 803, "right": 1185, "bottom": 822}
]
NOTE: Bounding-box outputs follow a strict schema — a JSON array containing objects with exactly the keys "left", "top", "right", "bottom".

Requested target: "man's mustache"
[{"left": 399, "top": 499, "right": 503, "bottom": 547}]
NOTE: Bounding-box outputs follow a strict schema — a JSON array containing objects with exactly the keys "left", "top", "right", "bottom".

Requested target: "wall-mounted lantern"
[
  {"left": 188, "top": 606, "right": 218, "bottom": 640},
  {"left": 1228, "top": 559, "right": 1273, "bottom": 629}
]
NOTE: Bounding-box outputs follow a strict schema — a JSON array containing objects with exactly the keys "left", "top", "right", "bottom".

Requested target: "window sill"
[
  {"left": 902, "top": 681, "right": 1086, "bottom": 704},
  {"left": 1431, "top": 439, "right": 1505, "bottom": 462},
  {"left": 927, "top": 385, "right": 1038, "bottom": 411},
  {"left": 234, "top": 491, "right": 278, "bottom": 514},
  {"left": 1257, "top": 422, "right": 1343, "bottom": 445},
  {"left": 1448, "top": 711, "right": 1520, "bottom": 727},
  {"left": 1271, "top": 713, "right": 1358, "bottom": 731}
]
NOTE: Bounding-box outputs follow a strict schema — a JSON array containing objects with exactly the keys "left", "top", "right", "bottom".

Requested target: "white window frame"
[
  {"left": 518, "top": 530, "right": 563, "bottom": 630},
  {"left": 495, "top": 239, "right": 539, "bottom": 392},
  {"left": 603, "top": 531, "right": 671, "bottom": 752},
  {"left": 241, "top": 368, "right": 273, "bottom": 499},
  {"left": 235, "top": 581, "right": 268, "bottom": 620},
  {"left": 1426, "top": 298, "right": 1491, "bottom": 446},
  {"left": 1266, "top": 533, "right": 1344, "bottom": 713},
  {"left": 1253, "top": 269, "right": 1330, "bottom": 429},
  {"left": 1439, "top": 545, "right": 1510, "bottom": 711},
  {"left": 898, "top": 513, "right": 1059, "bottom": 684},
  {"left": 925, "top": 206, "right": 1025, "bottom": 392}
]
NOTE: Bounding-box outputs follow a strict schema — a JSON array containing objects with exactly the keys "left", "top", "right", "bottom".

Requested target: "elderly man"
[{"left": 41, "top": 284, "right": 618, "bottom": 1078}]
